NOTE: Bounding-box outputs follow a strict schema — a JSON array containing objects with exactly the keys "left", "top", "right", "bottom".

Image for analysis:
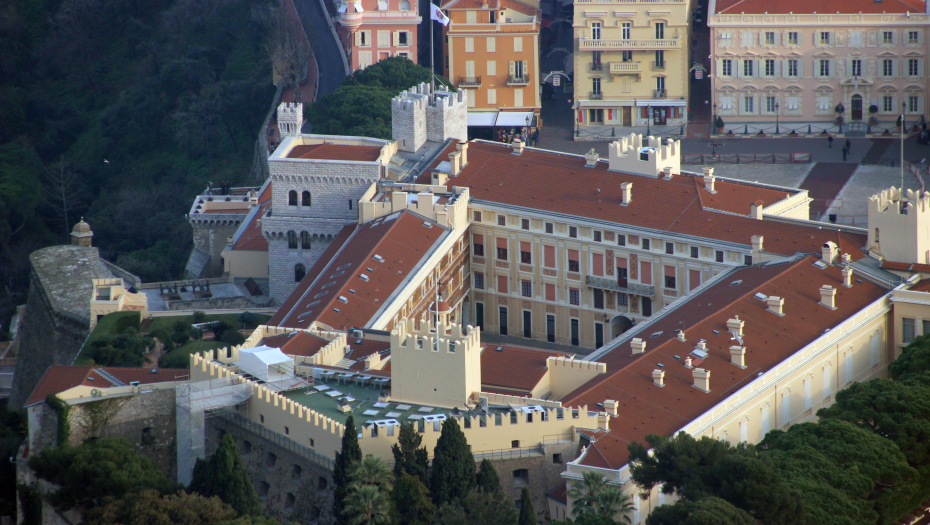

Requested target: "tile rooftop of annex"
[
  {"left": 26, "top": 365, "right": 188, "bottom": 407},
  {"left": 231, "top": 183, "right": 273, "bottom": 252},
  {"left": 287, "top": 144, "right": 384, "bottom": 162}
]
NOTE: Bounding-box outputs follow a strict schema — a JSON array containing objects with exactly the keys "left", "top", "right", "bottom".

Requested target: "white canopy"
[
  {"left": 238, "top": 345, "right": 293, "bottom": 382},
  {"left": 495, "top": 111, "right": 534, "bottom": 127},
  {"left": 467, "top": 111, "right": 498, "bottom": 127}
]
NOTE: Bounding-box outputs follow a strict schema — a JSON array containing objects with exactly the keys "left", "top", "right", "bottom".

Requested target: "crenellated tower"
[{"left": 867, "top": 187, "right": 930, "bottom": 264}]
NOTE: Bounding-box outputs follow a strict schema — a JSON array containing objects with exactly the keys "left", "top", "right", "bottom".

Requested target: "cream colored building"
[
  {"left": 708, "top": 0, "right": 930, "bottom": 132},
  {"left": 89, "top": 278, "right": 148, "bottom": 329},
  {"left": 573, "top": 0, "right": 691, "bottom": 132}
]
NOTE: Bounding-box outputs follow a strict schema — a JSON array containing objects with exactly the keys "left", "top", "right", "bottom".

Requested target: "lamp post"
[
  {"left": 713, "top": 103, "right": 717, "bottom": 135},
  {"left": 901, "top": 102, "right": 906, "bottom": 196},
  {"left": 775, "top": 102, "right": 780, "bottom": 135}
]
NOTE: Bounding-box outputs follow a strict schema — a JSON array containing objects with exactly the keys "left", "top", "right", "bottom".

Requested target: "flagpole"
[{"left": 430, "top": 0, "right": 436, "bottom": 92}]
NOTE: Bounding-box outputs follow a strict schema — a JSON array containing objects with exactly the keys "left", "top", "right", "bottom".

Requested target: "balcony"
[
  {"left": 507, "top": 75, "right": 531, "bottom": 85},
  {"left": 609, "top": 61, "right": 642, "bottom": 74},
  {"left": 586, "top": 275, "right": 655, "bottom": 296},
  {"left": 579, "top": 38, "right": 680, "bottom": 50},
  {"left": 590, "top": 62, "right": 604, "bottom": 72},
  {"left": 458, "top": 76, "right": 482, "bottom": 87},
  {"left": 654, "top": 90, "right": 667, "bottom": 98},
  {"left": 651, "top": 61, "right": 666, "bottom": 71},
  {"left": 590, "top": 92, "right": 603, "bottom": 100}
]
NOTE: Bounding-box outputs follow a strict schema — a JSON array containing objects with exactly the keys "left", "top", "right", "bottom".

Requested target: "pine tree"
[
  {"left": 333, "top": 416, "right": 363, "bottom": 525},
  {"left": 188, "top": 434, "right": 261, "bottom": 516},
  {"left": 391, "top": 422, "right": 429, "bottom": 484},
  {"left": 476, "top": 459, "right": 501, "bottom": 494},
  {"left": 390, "top": 472, "right": 435, "bottom": 525},
  {"left": 518, "top": 487, "right": 536, "bottom": 525},
  {"left": 429, "top": 418, "right": 476, "bottom": 504}
]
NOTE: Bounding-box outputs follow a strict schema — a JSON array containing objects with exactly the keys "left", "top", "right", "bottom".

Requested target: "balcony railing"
[
  {"left": 652, "top": 60, "right": 666, "bottom": 71},
  {"left": 590, "top": 92, "right": 603, "bottom": 100},
  {"left": 586, "top": 275, "right": 655, "bottom": 296},
  {"left": 609, "top": 61, "right": 642, "bottom": 74},
  {"left": 591, "top": 62, "right": 604, "bottom": 72},
  {"left": 507, "top": 75, "right": 531, "bottom": 85},
  {"left": 654, "top": 89, "right": 667, "bottom": 98},
  {"left": 458, "top": 76, "right": 482, "bottom": 87},
  {"left": 579, "top": 38, "right": 680, "bottom": 50}
]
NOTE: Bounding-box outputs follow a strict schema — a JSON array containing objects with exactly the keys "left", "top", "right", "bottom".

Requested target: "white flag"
[{"left": 430, "top": 3, "right": 450, "bottom": 26}]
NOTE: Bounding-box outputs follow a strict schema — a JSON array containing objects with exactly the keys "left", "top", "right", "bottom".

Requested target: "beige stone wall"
[
  {"left": 891, "top": 288, "right": 930, "bottom": 359},
  {"left": 223, "top": 248, "right": 269, "bottom": 279}
]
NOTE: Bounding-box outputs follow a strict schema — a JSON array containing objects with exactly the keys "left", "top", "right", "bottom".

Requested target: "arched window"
[
  {"left": 301, "top": 231, "right": 311, "bottom": 250},
  {"left": 302, "top": 191, "right": 311, "bottom": 206},
  {"left": 295, "top": 263, "right": 306, "bottom": 282},
  {"left": 287, "top": 231, "right": 297, "bottom": 249},
  {"left": 399, "top": 0, "right": 410, "bottom": 9},
  {"left": 288, "top": 190, "right": 298, "bottom": 206}
]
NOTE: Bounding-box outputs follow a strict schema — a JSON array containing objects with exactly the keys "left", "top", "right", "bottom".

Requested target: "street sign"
[
  {"left": 694, "top": 69, "right": 703, "bottom": 79},
  {"left": 553, "top": 76, "right": 560, "bottom": 86}
]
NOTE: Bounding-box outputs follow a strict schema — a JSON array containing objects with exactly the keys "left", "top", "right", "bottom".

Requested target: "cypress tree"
[
  {"left": 390, "top": 472, "right": 436, "bottom": 525},
  {"left": 429, "top": 418, "right": 476, "bottom": 504},
  {"left": 518, "top": 487, "right": 536, "bottom": 525},
  {"left": 476, "top": 459, "right": 501, "bottom": 494},
  {"left": 391, "top": 422, "right": 429, "bottom": 484},
  {"left": 332, "top": 415, "right": 362, "bottom": 525},
  {"left": 188, "top": 434, "right": 261, "bottom": 516}
]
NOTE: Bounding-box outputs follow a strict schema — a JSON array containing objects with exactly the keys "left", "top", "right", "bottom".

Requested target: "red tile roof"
[
  {"left": 270, "top": 211, "right": 449, "bottom": 331},
  {"left": 909, "top": 279, "right": 930, "bottom": 293},
  {"left": 881, "top": 260, "right": 914, "bottom": 271},
  {"left": 714, "top": 0, "right": 924, "bottom": 14},
  {"left": 232, "top": 183, "right": 273, "bottom": 251},
  {"left": 25, "top": 366, "right": 187, "bottom": 407},
  {"left": 559, "top": 256, "right": 886, "bottom": 470},
  {"left": 261, "top": 331, "right": 331, "bottom": 357},
  {"left": 546, "top": 483, "right": 567, "bottom": 504},
  {"left": 480, "top": 345, "right": 563, "bottom": 394},
  {"left": 440, "top": 142, "right": 867, "bottom": 260},
  {"left": 443, "top": 0, "right": 540, "bottom": 16},
  {"left": 695, "top": 177, "right": 794, "bottom": 216},
  {"left": 288, "top": 144, "right": 383, "bottom": 162}
]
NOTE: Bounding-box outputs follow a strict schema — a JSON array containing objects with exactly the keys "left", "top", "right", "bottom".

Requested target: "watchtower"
[
  {"left": 277, "top": 102, "right": 303, "bottom": 138},
  {"left": 867, "top": 187, "right": 930, "bottom": 263}
]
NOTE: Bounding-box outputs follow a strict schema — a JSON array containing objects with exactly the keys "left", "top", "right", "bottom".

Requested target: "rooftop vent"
[
  {"left": 652, "top": 369, "right": 665, "bottom": 387},
  {"left": 307, "top": 300, "right": 321, "bottom": 308},
  {"left": 495, "top": 346, "right": 504, "bottom": 352},
  {"left": 754, "top": 293, "right": 767, "bottom": 301},
  {"left": 367, "top": 267, "right": 374, "bottom": 272},
  {"left": 631, "top": 338, "right": 647, "bottom": 354},
  {"left": 730, "top": 346, "right": 746, "bottom": 368},
  {"left": 360, "top": 274, "right": 370, "bottom": 281},
  {"left": 338, "top": 296, "right": 348, "bottom": 303},
  {"left": 813, "top": 260, "right": 828, "bottom": 270},
  {"left": 333, "top": 308, "right": 341, "bottom": 312},
  {"left": 298, "top": 311, "right": 314, "bottom": 318},
  {"left": 151, "top": 369, "right": 159, "bottom": 374},
  {"left": 373, "top": 255, "right": 384, "bottom": 262},
  {"left": 330, "top": 271, "right": 345, "bottom": 278},
  {"left": 693, "top": 368, "right": 711, "bottom": 392},
  {"left": 820, "top": 285, "right": 837, "bottom": 309},
  {"left": 767, "top": 296, "right": 784, "bottom": 316},
  {"left": 337, "top": 263, "right": 352, "bottom": 270},
  {"left": 314, "top": 291, "right": 328, "bottom": 298},
  {"left": 650, "top": 331, "right": 663, "bottom": 338},
  {"left": 621, "top": 182, "right": 633, "bottom": 206},
  {"left": 690, "top": 348, "right": 709, "bottom": 360},
  {"left": 130, "top": 381, "right": 140, "bottom": 386},
  {"left": 730, "top": 280, "right": 743, "bottom": 286},
  {"left": 423, "top": 221, "right": 433, "bottom": 228}
]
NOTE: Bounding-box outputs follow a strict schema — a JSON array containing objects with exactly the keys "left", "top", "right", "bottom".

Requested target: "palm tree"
[
  {"left": 349, "top": 456, "right": 394, "bottom": 491},
  {"left": 594, "top": 486, "right": 634, "bottom": 524},
  {"left": 342, "top": 484, "right": 391, "bottom": 525},
  {"left": 567, "top": 471, "right": 609, "bottom": 515}
]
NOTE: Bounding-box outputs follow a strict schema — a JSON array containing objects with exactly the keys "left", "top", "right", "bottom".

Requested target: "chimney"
[
  {"left": 652, "top": 369, "right": 665, "bottom": 387},
  {"left": 750, "top": 200, "right": 764, "bottom": 220},
  {"left": 702, "top": 167, "right": 716, "bottom": 192},
  {"left": 730, "top": 346, "right": 746, "bottom": 368},
  {"left": 767, "top": 296, "right": 784, "bottom": 316},
  {"left": 727, "top": 316, "right": 744, "bottom": 337},
  {"left": 449, "top": 151, "right": 462, "bottom": 176},
  {"left": 751, "top": 235, "right": 763, "bottom": 263},
  {"left": 511, "top": 138, "right": 524, "bottom": 155},
  {"left": 677, "top": 330, "right": 686, "bottom": 342},
  {"left": 841, "top": 253, "right": 851, "bottom": 265},
  {"left": 603, "top": 399, "right": 619, "bottom": 416},
  {"left": 842, "top": 266, "right": 853, "bottom": 287},
  {"left": 684, "top": 356, "right": 693, "bottom": 368},
  {"left": 820, "top": 285, "right": 836, "bottom": 309},
  {"left": 821, "top": 241, "right": 838, "bottom": 264},
  {"left": 693, "top": 368, "right": 711, "bottom": 392},
  {"left": 663, "top": 166, "right": 673, "bottom": 179},
  {"left": 457, "top": 141, "right": 468, "bottom": 166},
  {"left": 631, "top": 338, "right": 646, "bottom": 354},
  {"left": 584, "top": 148, "right": 599, "bottom": 167},
  {"left": 621, "top": 182, "right": 633, "bottom": 206},
  {"left": 696, "top": 339, "right": 707, "bottom": 350}
]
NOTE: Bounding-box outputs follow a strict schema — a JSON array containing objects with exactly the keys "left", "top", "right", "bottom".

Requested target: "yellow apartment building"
[
  {"left": 442, "top": 0, "right": 542, "bottom": 130},
  {"left": 573, "top": 0, "right": 691, "bottom": 134}
]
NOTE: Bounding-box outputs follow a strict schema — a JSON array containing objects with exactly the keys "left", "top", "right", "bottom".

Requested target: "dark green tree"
[
  {"left": 476, "top": 459, "right": 502, "bottom": 494},
  {"left": 334, "top": 415, "right": 363, "bottom": 525},
  {"left": 645, "top": 497, "right": 756, "bottom": 525},
  {"left": 342, "top": 56, "right": 441, "bottom": 91},
  {"left": 391, "top": 422, "right": 429, "bottom": 484},
  {"left": 888, "top": 334, "right": 930, "bottom": 383},
  {"left": 628, "top": 432, "right": 735, "bottom": 498},
  {"left": 518, "top": 487, "right": 536, "bottom": 525},
  {"left": 390, "top": 472, "right": 435, "bottom": 525},
  {"left": 433, "top": 489, "right": 518, "bottom": 525},
  {"left": 82, "top": 490, "right": 237, "bottom": 525},
  {"left": 28, "top": 438, "right": 179, "bottom": 510},
  {"left": 549, "top": 514, "right": 617, "bottom": 525},
  {"left": 429, "top": 418, "right": 476, "bottom": 504},
  {"left": 188, "top": 434, "right": 261, "bottom": 516}
]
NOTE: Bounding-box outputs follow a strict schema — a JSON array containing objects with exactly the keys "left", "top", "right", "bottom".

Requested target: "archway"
[
  {"left": 610, "top": 315, "right": 634, "bottom": 339},
  {"left": 851, "top": 94, "right": 863, "bottom": 120}
]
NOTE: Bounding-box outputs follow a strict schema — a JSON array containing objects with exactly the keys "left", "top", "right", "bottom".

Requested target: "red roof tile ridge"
[
  {"left": 559, "top": 256, "right": 812, "bottom": 405},
  {"left": 25, "top": 365, "right": 94, "bottom": 407}
]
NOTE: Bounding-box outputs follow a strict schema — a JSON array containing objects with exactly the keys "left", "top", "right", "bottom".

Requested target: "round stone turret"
[{"left": 70, "top": 218, "right": 93, "bottom": 247}]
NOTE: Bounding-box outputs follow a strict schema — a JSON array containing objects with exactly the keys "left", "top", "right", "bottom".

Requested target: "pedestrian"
[
  {"left": 533, "top": 128, "right": 539, "bottom": 147},
  {"left": 844, "top": 138, "right": 851, "bottom": 152},
  {"left": 842, "top": 146, "right": 847, "bottom": 161},
  {"left": 828, "top": 135, "right": 834, "bottom": 148}
]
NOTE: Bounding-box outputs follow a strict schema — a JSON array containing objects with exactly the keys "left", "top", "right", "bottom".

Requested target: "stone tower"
[
  {"left": 392, "top": 83, "right": 467, "bottom": 153},
  {"left": 277, "top": 102, "right": 303, "bottom": 138},
  {"left": 70, "top": 218, "right": 93, "bottom": 247},
  {"left": 867, "top": 188, "right": 930, "bottom": 263}
]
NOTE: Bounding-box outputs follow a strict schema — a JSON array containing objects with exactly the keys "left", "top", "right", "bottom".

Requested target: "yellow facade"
[{"left": 573, "top": 0, "right": 691, "bottom": 129}]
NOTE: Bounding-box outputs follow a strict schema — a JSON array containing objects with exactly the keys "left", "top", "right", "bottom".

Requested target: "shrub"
[
  {"left": 170, "top": 332, "right": 190, "bottom": 346},
  {"left": 236, "top": 312, "right": 259, "bottom": 328},
  {"left": 158, "top": 351, "right": 190, "bottom": 369},
  {"left": 219, "top": 329, "right": 246, "bottom": 346},
  {"left": 192, "top": 311, "right": 207, "bottom": 323},
  {"left": 151, "top": 329, "right": 175, "bottom": 353},
  {"left": 715, "top": 116, "right": 724, "bottom": 128},
  {"left": 172, "top": 320, "right": 192, "bottom": 334}
]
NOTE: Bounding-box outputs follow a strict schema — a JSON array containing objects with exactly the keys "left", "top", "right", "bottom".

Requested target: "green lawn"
[
  {"left": 143, "top": 313, "right": 270, "bottom": 334},
  {"left": 75, "top": 311, "right": 142, "bottom": 365}
]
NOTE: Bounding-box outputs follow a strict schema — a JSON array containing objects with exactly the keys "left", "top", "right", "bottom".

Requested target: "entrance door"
[
  {"left": 475, "top": 302, "right": 484, "bottom": 330},
  {"left": 851, "top": 95, "right": 863, "bottom": 120},
  {"left": 642, "top": 297, "right": 653, "bottom": 317},
  {"left": 622, "top": 107, "right": 632, "bottom": 126},
  {"left": 523, "top": 310, "right": 531, "bottom": 338},
  {"left": 653, "top": 108, "right": 667, "bottom": 125}
]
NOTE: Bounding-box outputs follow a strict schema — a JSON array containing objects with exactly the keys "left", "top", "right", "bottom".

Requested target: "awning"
[
  {"left": 636, "top": 99, "right": 688, "bottom": 107},
  {"left": 495, "top": 111, "right": 535, "bottom": 127},
  {"left": 467, "top": 111, "right": 498, "bottom": 127},
  {"left": 578, "top": 100, "right": 637, "bottom": 108}
]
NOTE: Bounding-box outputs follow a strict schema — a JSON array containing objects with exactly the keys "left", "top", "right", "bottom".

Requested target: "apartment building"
[
  {"left": 708, "top": 0, "right": 930, "bottom": 131},
  {"left": 338, "top": 0, "right": 420, "bottom": 71},
  {"left": 573, "top": 0, "right": 691, "bottom": 132},
  {"left": 442, "top": 0, "right": 542, "bottom": 127}
]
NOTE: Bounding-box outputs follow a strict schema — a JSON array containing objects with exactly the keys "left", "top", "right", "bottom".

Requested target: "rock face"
[{"left": 8, "top": 246, "right": 132, "bottom": 410}]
